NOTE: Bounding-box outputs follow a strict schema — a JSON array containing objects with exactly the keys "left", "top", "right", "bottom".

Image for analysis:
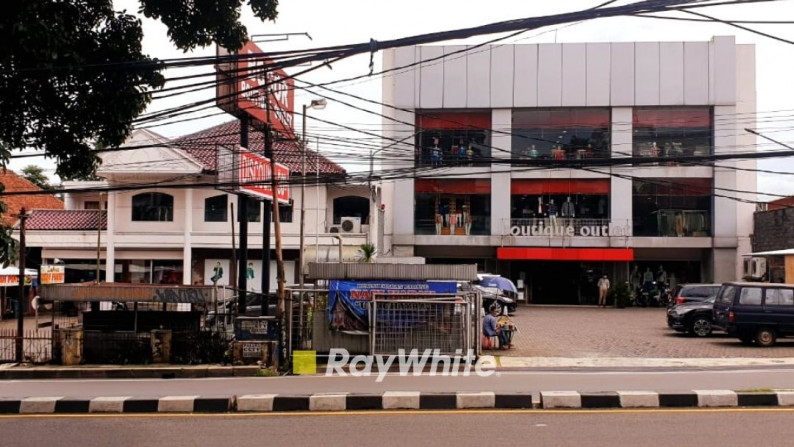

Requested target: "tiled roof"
[
  {"left": 171, "top": 120, "right": 346, "bottom": 175},
  {"left": 0, "top": 171, "right": 64, "bottom": 227},
  {"left": 26, "top": 210, "right": 106, "bottom": 231}
]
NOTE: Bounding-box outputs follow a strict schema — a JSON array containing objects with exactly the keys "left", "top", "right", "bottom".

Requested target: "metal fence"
[
  {"left": 369, "top": 294, "right": 479, "bottom": 356},
  {"left": 0, "top": 328, "right": 54, "bottom": 364}
]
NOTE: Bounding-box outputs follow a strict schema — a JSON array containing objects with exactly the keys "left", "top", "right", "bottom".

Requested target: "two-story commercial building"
[
  {"left": 23, "top": 124, "right": 379, "bottom": 292},
  {"left": 381, "top": 36, "right": 757, "bottom": 304}
]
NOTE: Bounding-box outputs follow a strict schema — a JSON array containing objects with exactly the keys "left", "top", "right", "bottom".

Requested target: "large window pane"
[
  {"left": 204, "top": 195, "right": 228, "bottom": 222},
  {"left": 511, "top": 108, "right": 610, "bottom": 160},
  {"left": 132, "top": 193, "right": 173, "bottom": 222},
  {"left": 632, "top": 178, "right": 712, "bottom": 237},
  {"left": 415, "top": 111, "right": 491, "bottom": 168},
  {"left": 632, "top": 107, "right": 712, "bottom": 163},
  {"left": 414, "top": 179, "right": 491, "bottom": 236}
]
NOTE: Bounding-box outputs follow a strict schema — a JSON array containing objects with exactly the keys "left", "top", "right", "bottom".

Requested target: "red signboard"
[
  {"left": 497, "top": 247, "right": 635, "bottom": 262},
  {"left": 239, "top": 149, "right": 291, "bottom": 203},
  {"left": 236, "top": 41, "right": 295, "bottom": 137}
]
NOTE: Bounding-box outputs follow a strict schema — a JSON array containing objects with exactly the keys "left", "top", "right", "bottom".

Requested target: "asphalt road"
[
  {"left": 3, "top": 368, "right": 794, "bottom": 399},
  {"left": 2, "top": 409, "right": 794, "bottom": 447}
]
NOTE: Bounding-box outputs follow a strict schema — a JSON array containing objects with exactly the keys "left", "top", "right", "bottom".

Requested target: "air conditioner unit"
[
  {"left": 329, "top": 225, "right": 341, "bottom": 233},
  {"left": 743, "top": 257, "right": 767, "bottom": 280},
  {"left": 339, "top": 216, "right": 361, "bottom": 233}
]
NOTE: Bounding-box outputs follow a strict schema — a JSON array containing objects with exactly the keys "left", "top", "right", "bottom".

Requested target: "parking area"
[{"left": 494, "top": 305, "right": 794, "bottom": 358}]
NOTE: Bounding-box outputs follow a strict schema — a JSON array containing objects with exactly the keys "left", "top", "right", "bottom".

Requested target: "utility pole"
[
  {"left": 95, "top": 192, "right": 103, "bottom": 283},
  {"left": 262, "top": 128, "right": 272, "bottom": 316},
  {"left": 238, "top": 115, "right": 249, "bottom": 314},
  {"left": 266, "top": 92, "right": 287, "bottom": 319},
  {"left": 16, "top": 207, "right": 28, "bottom": 363}
]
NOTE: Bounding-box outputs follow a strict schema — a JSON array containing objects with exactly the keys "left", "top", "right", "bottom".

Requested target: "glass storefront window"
[
  {"left": 511, "top": 108, "right": 610, "bottom": 160},
  {"left": 510, "top": 179, "right": 610, "bottom": 220},
  {"left": 632, "top": 107, "right": 712, "bottom": 163},
  {"left": 415, "top": 111, "right": 491, "bottom": 168},
  {"left": 632, "top": 178, "right": 712, "bottom": 237},
  {"left": 415, "top": 179, "right": 490, "bottom": 235}
]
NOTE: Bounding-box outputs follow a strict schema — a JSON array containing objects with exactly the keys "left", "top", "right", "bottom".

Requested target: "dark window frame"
[
  {"left": 131, "top": 192, "right": 174, "bottom": 222},
  {"left": 204, "top": 194, "right": 228, "bottom": 222}
]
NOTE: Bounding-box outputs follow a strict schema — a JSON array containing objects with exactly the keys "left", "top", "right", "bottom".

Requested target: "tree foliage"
[
  {"left": 0, "top": 0, "right": 279, "bottom": 264},
  {"left": 21, "top": 165, "right": 52, "bottom": 191}
]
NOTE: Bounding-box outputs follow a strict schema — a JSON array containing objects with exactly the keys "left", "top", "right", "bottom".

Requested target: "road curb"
[
  {"left": 1, "top": 391, "right": 793, "bottom": 414},
  {"left": 0, "top": 366, "right": 261, "bottom": 380}
]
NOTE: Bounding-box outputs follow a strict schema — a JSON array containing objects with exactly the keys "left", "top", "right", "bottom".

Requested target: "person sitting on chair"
[{"left": 483, "top": 305, "right": 510, "bottom": 349}]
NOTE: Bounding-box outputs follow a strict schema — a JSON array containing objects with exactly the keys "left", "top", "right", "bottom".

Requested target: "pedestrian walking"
[{"left": 597, "top": 275, "right": 610, "bottom": 307}]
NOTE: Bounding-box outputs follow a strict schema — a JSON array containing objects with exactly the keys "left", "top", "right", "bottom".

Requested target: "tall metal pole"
[
  {"left": 95, "top": 193, "right": 103, "bottom": 283},
  {"left": 261, "top": 127, "right": 272, "bottom": 316},
  {"left": 299, "top": 104, "right": 307, "bottom": 293},
  {"left": 315, "top": 137, "right": 320, "bottom": 263},
  {"left": 238, "top": 115, "right": 249, "bottom": 313},
  {"left": 16, "top": 208, "right": 28, "bottom": 363}
]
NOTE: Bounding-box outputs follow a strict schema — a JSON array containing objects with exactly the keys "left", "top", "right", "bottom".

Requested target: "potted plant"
[{"left": 611, "top": 281, "right": 632, "bottom": 309}]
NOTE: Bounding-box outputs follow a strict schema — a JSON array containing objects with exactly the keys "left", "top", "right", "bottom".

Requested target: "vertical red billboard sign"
[{"left": 236, "top": 41, "right": 295, "bottom": 138}]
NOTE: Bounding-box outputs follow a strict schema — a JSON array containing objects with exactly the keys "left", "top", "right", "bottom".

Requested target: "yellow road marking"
[{"left": 2, "top": 407, "right": 794, "bottom": 419}]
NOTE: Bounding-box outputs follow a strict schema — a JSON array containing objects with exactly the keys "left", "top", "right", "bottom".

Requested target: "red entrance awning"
[{"left": 497, "top": 247, "right": 634, "bottom": 261}]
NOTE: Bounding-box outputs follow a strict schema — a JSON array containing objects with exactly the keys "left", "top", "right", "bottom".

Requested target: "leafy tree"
[
  {"left": 21, "top": 165, "right": 52, "bottom": 191},
  {"left": 0, "top": 0, "right": 279, "bottom": 265}
]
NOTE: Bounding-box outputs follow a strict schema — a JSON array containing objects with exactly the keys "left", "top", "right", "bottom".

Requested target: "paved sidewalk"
[{"left": 489, "top": 305, "right": 794, "bottom": 358}]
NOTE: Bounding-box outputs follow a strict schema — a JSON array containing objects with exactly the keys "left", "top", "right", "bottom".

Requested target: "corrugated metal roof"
[{"left": 307, "top": 263, "right": 478, "bottom": 281}]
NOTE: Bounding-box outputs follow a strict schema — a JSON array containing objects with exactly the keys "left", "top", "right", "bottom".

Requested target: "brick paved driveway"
[{"left": 491, "top": 305, "right": 794, "bottom": 358}]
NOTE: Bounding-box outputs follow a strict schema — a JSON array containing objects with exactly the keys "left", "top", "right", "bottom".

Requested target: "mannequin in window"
[
  {"left": 630, "top": 265, "right": 641, "bottom": 295},
  {"left": 642, "top": 267, "right": 655, "bottom": 292},
  {"left": 457, "top": 138, "right": 467, "bottom": 164},
  {"left": 547, "top": 199, "right": 559, "bottom": 227},
  {"left": 674, "top": 211, "right": 685, "bottom": 237},
  {"left": 561, "top": 196, "right": 575, "bottom": 225},
  {"left": 438, "top": 202, "right": 449, "bottom": 234},
  {"left": 597, "top": 197, "right": 606, "bottom": 217},
  {"left": 466, "top": 141, "right": 474, "bottom": 163},
  {"left": 525, "top": 144, "right": 538, "bottom": 159},
  {"left": 431, "top": 136, "right": 442, "bottom": 167},
  {"left": 435, "top": 213, "right": 442, "bottom": 235},
  {"left": 657, "top": 265, "right": 668, "bottom": 287},
  {"left": 537, "top": 196, "right": 544, "bottom": 216},
  {"left": 462, "top": 205, "right": 472, "bottom": 235},
  {"left": 552, "top": 145, "right": 565, "bottom": 160}
]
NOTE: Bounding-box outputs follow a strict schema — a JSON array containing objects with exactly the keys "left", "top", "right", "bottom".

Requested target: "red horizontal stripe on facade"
[
  {"left": 510, "top": 179, "right": 610, "bottom": 195},
  {"left": 417, "top": 112, "right": 491, "bottom": 130},
  {"left": 415, "top": 179, "right": 492, "bottom": 194},
  {"left": 497, "top": 247, "right": 635, "bottom": 261}
]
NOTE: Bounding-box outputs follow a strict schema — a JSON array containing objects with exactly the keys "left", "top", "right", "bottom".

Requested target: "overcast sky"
[{"left": 15, "top": 0, "right": 794, "bottom": 200}]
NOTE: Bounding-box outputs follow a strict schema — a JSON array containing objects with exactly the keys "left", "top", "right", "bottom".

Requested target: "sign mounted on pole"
[
  {"left": 216, "top": 41, "right": 295, "bottom": 138},
  {"left": 216, "top": 144, "right": 291, "bottom": 203}
]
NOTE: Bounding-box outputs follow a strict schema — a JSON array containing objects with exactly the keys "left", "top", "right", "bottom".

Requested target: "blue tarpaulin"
[{"left": 328, "top": 280, "right": 457, "bottom": 332}]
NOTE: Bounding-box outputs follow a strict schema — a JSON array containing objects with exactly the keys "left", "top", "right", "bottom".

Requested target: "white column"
[
  {"left": 105, "top": 191, "right": 115, "bottom": 283},
  {"left": 182, "top": 189, "right": 193, "bottom": 285},
  {"left": 610, "top": 108, "right": 633, "bottom": 235},
  {"left": 491, "top": 109, "right": 512, "bottom": 235}
]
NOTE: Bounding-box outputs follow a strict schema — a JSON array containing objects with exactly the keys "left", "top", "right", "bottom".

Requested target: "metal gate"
[
  {"left": 369, "top": 293, "right": 480, "bottom": 356},
  {"left": 0, "top": 329, "right": 53, "bottom": 364}
]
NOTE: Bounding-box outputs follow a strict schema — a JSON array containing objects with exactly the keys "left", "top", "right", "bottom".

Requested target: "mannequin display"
[
  {"left": 466, "top": 143, "right": 474, "bottom": 162},
  {"left": 457, "top": 138, "right": 467, "bottom": 163},
  {"left": 431, "top": 137, "right": 442, "bottom": 167},
  {"left": 561, "top": 196, "right": 575, "bottom": 225},
  {"left": 674, "top": 212, "right": 685, "bottom": 237},
  {"left": 642, "top": 267, "right": 654, "bottom": 292},
  {"left": 597, "top": 197, "right": 606, "bottom": 217},
  {"left": 547, "top": 199, "right": 559, "bottom": 227},
  {"left": 463, "top": 206, "right": 472, "bottom": 235},
  {"left": 669, "top": 272, "right": 678, "bottom": 292},
  {"left": 657, "top": 266, "right": 668, "bottom": 286},
  {"left": 439, "top": 202, "right": 450, "bottom": 228},
  {"left": 537, "top": 196, "right": 544, "bottom": 215},
  {"left": 435, "top": 213, "right": 442, "bottom": 235},
  {"left": 630, "top": 265, "right": 641, "bottom": 294},
  {"left": 529, "top": 145, "right": 538, "bottom": 159},
  {"left": 552, "top": 145, "right": 565, "bottom": 160}
]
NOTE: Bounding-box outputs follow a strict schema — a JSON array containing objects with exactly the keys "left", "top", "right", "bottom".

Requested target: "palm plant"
[{"left": 359, "top": 243, "right": 376, "bottom": 263}]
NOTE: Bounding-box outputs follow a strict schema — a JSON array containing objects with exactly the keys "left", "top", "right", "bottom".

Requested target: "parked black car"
[
  {"left": 667, "top": 296, "right": 717, "bottom": 337},
  {"left": 713, "top": 282, "right": 794, "bottom": 347},
  {"left": 668, "top": 283, "right": 722, "bottom": 308}
]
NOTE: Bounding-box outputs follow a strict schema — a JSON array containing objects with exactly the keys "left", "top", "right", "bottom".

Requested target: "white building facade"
[
  {"left": 381, "top": 36, "right": 757, "bottom": 304},
  {"left": 24, "top": 126, "right": 376, "bottom": 291}
]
